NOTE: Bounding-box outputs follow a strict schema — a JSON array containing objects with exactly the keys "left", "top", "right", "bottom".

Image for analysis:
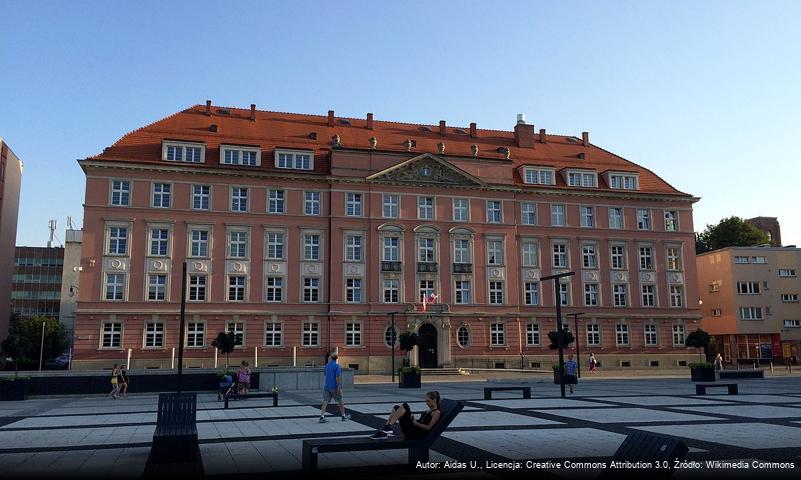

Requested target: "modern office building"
[
  {"left": 697, "top": 246, "right": 801, "bottom": 365},
  {"left": 0, "top": 139, "right": 23, "bottom": 338},
  {"left": 11, "top": 246, "right": 65, "bottom": 321},
  {"left": 72, "top": 102, "right": 701, "bottom": 371}
]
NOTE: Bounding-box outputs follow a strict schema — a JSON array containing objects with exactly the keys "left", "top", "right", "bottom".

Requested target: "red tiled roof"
[{"left": 89, "top": 104, "right": 688, "bottom": 196}]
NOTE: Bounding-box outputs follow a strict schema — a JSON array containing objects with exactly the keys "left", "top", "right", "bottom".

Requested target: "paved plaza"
[{"left": 0, "top": 375, "right": 800, "bottom": 479}]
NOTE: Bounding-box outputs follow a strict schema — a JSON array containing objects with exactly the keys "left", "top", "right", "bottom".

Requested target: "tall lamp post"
[
  {"left": 568, "top": 313, "right": 585, "bottom": 378},
  {"left": 389, "top": 312, "right": 400, "bottom": 383},
  {"left": 177, "top": 261, "right": 187, "bottom": 394},
  {"left": 541, "top": 271, "right": 575, "bottom": 399}
]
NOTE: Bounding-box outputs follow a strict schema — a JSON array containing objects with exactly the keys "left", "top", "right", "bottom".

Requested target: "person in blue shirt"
[
  {"left": 319, "top": 351, "right": 350, "bottom": 422},
  {"left": 564, "top": 354, "right": 578, "bottom": 394}
]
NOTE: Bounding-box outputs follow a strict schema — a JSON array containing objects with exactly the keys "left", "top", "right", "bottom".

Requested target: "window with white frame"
[
  {"left": 558, "top": 282, "right": 570, "bottom": 306},
  {"left": 228, "top": 276, "right": 246, "bottom": 301},
  {"left": 265, "top": 276, "right": 283, "bottom": 302},
  {"left": 784, "top": 320, "right": 801, "bottom": 328},
  {"left": 346, "top": 192, "right": 363, "bottom": 216},
  {"left": 521, "top": 241, "right": 539, "bottom": 267},
  {"left": 345, "top": 323, "right": 362, "bottom": 346},
  {"left": 304, "top": 234, "right": 321, "bottom": 261},
  {"left": 227, "top": 322, "right": 244, "bottom": 346},
  {"left": 188, "top": 275, "right": 207, "bottom": 301},
  {"left": 524, "top": 282, "right": 540, "bottom": 305},
  {"left": 152, "top": 183, "right": 171, "bottom": 208},
  {"left": 304, "top": 191, "right": 321, "bottom": 215},
  {"left": 163, "top": 141, "right": 204, "bottom": 163},
  {"left": 486, "top": 200, "right": 502, "bottom": 223},
  {"left": 568, "top": 171, "right": 597, "bottom": 187},
  {"left": 453, "top": 198, "right": 469, "bottom": 221},
  {"left": 108, "top": 227, "right": 128, "bottom": 255},
  {"left": 645, "top": 324, "right": 658, "bottom": 346},
  {"left": 609, "top": 173, "right": 638, "bottom": 190},
  {"left": 105, "top": 273, "right": 125, "bottom": 300},
  {"left": 611, "top": 245, "right": 626, "bottom": 269},
  {"left": 639, "top": 246, "right": 653, "bottom": 270},
  {"left": 455, "top": 280, "right": 471, "bottom": 304},
  {"left": 418, "top": 238, "right": 435, "bottom": 263},
  {"left": 102, "top": 322, "right": 122, "bottom": 348},
  {"left": 456, "top": 325, "right": 470, "bottom": 348},
  {"left": 489, "top": 281, "right": 504, "bottom": 304},
  {"left": 672, "top": 325, "right": 685, "bottom": 345},
  {"left": 586, "top": 324, "right": 600, "bottom": 346},
  {"left": 303, "top": 278, "right": 320, "bottom": 302},
  {"left": 187, "top": 322, "right": 205, "bottom": 347},
  {"left": 192, "top": 185, "right": 210, "bottom": 210},
  {"left": 752, "top": 256, "right": 767, "bottom": 264},
  {"left": 712, "top": 309, "right": 722, "bottom": 316},
  {"left": 580, "top": 206, "right": 595, "bottom": 227},
  {"left": 582, "top": 244, "right": 597, "bottom": 269},
  {"left": 265, "top": 322, "right": 282, "bottom": 346},
  {"left": 781, "top": 293, "right": 799, "bottom": 302},
  {"left": 148, "top": 274, "right": 167, "bottom": 301},
  {"left": 616, "top": 324, "right": 630, "bottom": 345},
  {"left": 383, "top": 279, "right": 399, "bottom": 303},
  {"left": 222, "top": 146, "right": 259, "bottom": 166},
  {"left": 453, "top": 239, "right": 470, "bottom": 264},
  {"left": 385, "top": 325, "right": 398, "bottom": 347},
  {"left": 669, "top": 285, "right": 684, "bottom": 307},
  {"left": 490, "top": 322, "right": 505, "bottom": 345},
  {"left": 551, "top": 204, "right": 566, "bottom": 226},
  {"left": 345, "top": 234, "right": 363, "bottom": 262},
  {"left": 642, "top": 285, "right": 656, "bottom": 307},
  {"left": 231, "top": 187, "right": 248, "bottom": 212},
  {"left": 735, "top": 256, "right": 750, "bottom": 264},
  {"left": 144, "top": 322, "right": 164, "bottom": 348},
  {"left": 150, "top": 228, "right": 169, "bottom": 256},
  {"left": 739, "top": 307, "right": 763, "bottom": 320},
  {"left": 613, "top": 284, "right": 628, "bottom": 307},
  {"left": 521, "top": 202, "right": 537, "bottom": 225},
  {"left": 666, "top": 247, "right": 682, "bottom": 271},
  {"left": 779, "top": 269, "right": 797, "bottom": 277},
  {"left": 383, "top": 194, "right": 399, "bottom": 218},
  {"left": 419, "top": 280, "right": 434, "bottom": 302},
  {"left": 266, "top": 233, "right": 284, "bottom": 260},
  {"left": 418, "top": 196, "right": 434, "bottom": 220},
  {"left": 228, "top": 231, "right": 248, "bottom": 258},
  {"left": 636, "top": 209, "right": 651, "bottom": 230},
  {"left": 737, "top": 281, "right": 761, "bottom": 294},
  {"left": 664, "top": 210, "right": 678, "bottom": 231},
  {"left": 383, "top": 236, "right": 399, "bottom": 261},
  {"left": 552, "top": 242, "right": 568, "bottom": 268},
  {"left": 111, "top": 180, "right": 130, "bottom": 206},
  {"left": 608, "top": 207, "right": 624, "bottom": 229},
  {"left": 523, "top": 168, "right": 555, "bottom": 185},
  {"left": 346, "top": 278, "right": 362, "bottom": 303},
  {"left": 584, "top": 283, "right": 599, "bottom": 306},
  {"left": 275, "top": 150, "right": 313, "bottom": 170},
  {"left": 302, "top": 322, "right": 319, "bottom": 346},
  {"left": 487, "top": 239, "right": 504, "bottom": 265},
  {"left": 190, "top": 229, "right": 209, "bottom": 257},
  {"left": 268, "top": 189, "right": 285, "bottom": 214},
  {"left": 526, "top": 323, "right": 540, "bottom": 346}
]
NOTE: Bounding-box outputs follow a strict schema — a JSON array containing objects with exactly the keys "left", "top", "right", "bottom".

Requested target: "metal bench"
[
  {"left": 148, "top": 392, "right": 199, "bottom": 463},
  {"left": 224, "top": 391, "right": 278, "bottom": 408},
  {"left": 301, "top": 398, "right": 464, "bottom": 471},
  {"left": 696, "top": 383, "right": 738, "bottom": 395},
  {"left": 598, "top": 431, "right": 688, "bottom": 479},
  {"left": 483, "top": 386, "right": 532, "bottom": 400}
]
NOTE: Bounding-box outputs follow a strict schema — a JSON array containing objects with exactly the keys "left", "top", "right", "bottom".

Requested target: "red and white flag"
[{"left": 422, "top": 292, "right": 438, "bottom": 312}]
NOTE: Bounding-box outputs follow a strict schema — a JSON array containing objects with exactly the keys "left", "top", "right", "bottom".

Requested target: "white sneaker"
[{"left": 319, "top": 416, "right": 327, "bottom": 423}]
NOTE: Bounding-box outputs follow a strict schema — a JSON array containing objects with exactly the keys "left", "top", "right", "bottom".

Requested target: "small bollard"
[
  {"left": 770, "top": 362, "right": 773, "bottom": 373},
  {"left": 753, "top": 361, "right": 757, "bottom": 370}
]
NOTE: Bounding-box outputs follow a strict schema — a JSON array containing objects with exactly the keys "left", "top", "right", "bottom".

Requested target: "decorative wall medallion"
[
  {"left": 616, "top": 272, "right": 625, "bottom": 281},
  {"left": 672, "top": 273, "right": 681, "bottom": 282},
  {"left": 193, "top": 261, "right": 204, "bottom": 271},
  {"left": 110, "top": 259, "right": 123, "bottom": 269},
  {"left": 233, "top": 262, "right": 244, "bottom": 272},
  {"left": 527, "top": 270, "right": 537, "bottom": 279},
  {"left": 348, "top": 264, "right": 360, "bottom": 275},
  {"left": 491, "top": 268, "right": 501, "bottom": 278},
  {"left": 152, "top": 260, "right": 165, "bottom": 270},
  {"left": 588, "top": 272, "right": 599, "bottom": 281},
  {"left": 420, "top": 166, "right": 432, "bottom": 177},
  {"left": 304, "top": 264, "right": 317, "bottom": 274},
  {"left": 270, "top": 263, "right": 280, "bottom": 272}
]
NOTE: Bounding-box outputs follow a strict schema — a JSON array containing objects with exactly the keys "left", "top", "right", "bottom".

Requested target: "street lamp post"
[
  {"left": 390, "top": 312, "right": 397, "bottom": 383},
  {"left": 177, "top": 261, "right": 187, "bottom": 394},
  {"left": 541, "top": 271, "right": 575, "bottom": 399},
  {"left": 569, "top": 313, "right": 585, "bottom": 378}
]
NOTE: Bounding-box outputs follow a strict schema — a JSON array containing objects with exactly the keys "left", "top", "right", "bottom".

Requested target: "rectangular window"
[
  {"left": 419, "top": 280, "right": 434, "bottom": 302},
  {"left": 490, "top": 323, "right": 505, "bottom": 346},
  {"left": 582, "top": 244, "right": 597, "bottom": 269},
  {"left": 164, "top": 143, "right": 203, "bottom": 163},
  {"left": 418, "top": 238, "right": 435, "bottom": 263},
  {"left": 489, "top": 282, "right": 504, "bottom": 304},
  {"left": 608, "top": 207, "right": 624, "bottom": 229},
  {"left": 453, "top": 198, "right": 469, "bottom": 221},
  {"left": 487, "top": 240, "right": 504, "bottom": 265},
  {"left": 664, "top": 210, "right": 678, "bottom": 231},
  {"left": 616, "top": 324, "right": 630, "bottom": 346},
  {"left": 486, "top": 200, "right": 502, "bottom": 223},
  {"left": 611, "top": 245, "right": 626, "bottom": 269},
  {"left": 586, "top": 324, "right": 600, "bottom": 346},
  {"left": 739, "top": 307, "right": 763, "bottom": 320},
  {"left": 345, "top": 323, "right": 362, "bottom": 347},
  {"left": 383, "top": 279, "right": 399, "bottom": 303},
  {"left": 524, "top": 168, "right": 554, "bottom": 185},
  {"left": 302, "top": 322, "right": 319, "bottom": 347},
  {"left": 753, "top": 256, "right": 767, "bottom": 264},
  {"left": 268, "top": 189, "right": 285, "bottom": 214},
  {"left": 229, "top": 231, "right": 248, "bottom": 258},
  {"left": 737, "top": 281, "right": 761, "bottom": 294},
  {"left": 187, "top": 323, "right": 205, "bottom": 347},
  {"left": 526, "top": 324, "right": 540, "bottom": 346},
  {"left": 584, "top": 283, "right": 599, "bottom": 306},
  {"left": 150, "top": 228, "right": 169, "bottom": 256},
  {"left": 637, "top": 209, "right": 651, "bottom": 230},
  {"left": 551, "top": 204, "right": 566, "bottom": 226},
  {"left": 102, "top": 323, "right": 122, "bottom": 348},
  {"left": 304, "top": 191, "right": 321, "bottom": 216},
  {"left": 610, "top": 174, "right": 638, "bottom": 190},
  {"left": 521, "top": 241, "right": 539, "bottom": 267},
  {"left": 276, "top": 150, "right": 313, "bottom": 170},
  {"left": 108, "top": 227, "right": 128, "bottom": 255},
  {"left": 559, "top": 282, "right": 570, "bottom": 306},
  {"left": 613, "top": 284, "right": 628, "bottom": 307},
  {"left": 346, "top": 278, "right": 362, "bottom": 303},
  {"left": 144, "top": 323, "right": 164, "bottom": 348},
  {"left": 222, "top": 147, "right": 259, "bottom": 166},
  {"left": 190, "top": 230, "right": 209, "bottom": 257},
  {"left": 642, "top": 285, "right": 656, "bottom": 307},
  {"left": 265, "top": 276, "right": 283, "bottom": 303},
  {"left": 455, "top": 280, "right": 471, "bottom": 304},
  {"left": 520, "top": 202, "right": 537, "bottom": 225},
  {"left": 639, "top": 246, "right": 653, "bottom": 270},
  {"left": 152, "top": 183, "right": 171, "bottom": 208},
  {"left": 383, "top": 236, "right": 400, "bottom": 262},
  {"left": 383, "top": 194, "right": 399, "bottom": 218},
  {"left": 672, "top": 325, "right": 685, "bottom": 345},
  {"left": 227, "top": 322, "right": 244, "bottom": 346},
  {"left": 779, "top": 269, "right": 797, "bottom": 277},
  {"left": 418, "top": 196, "right": 434, "bottom": 220},
  {"left": 781, "top": 294, "right": 800, "bottom": 302},
  {"left": 304, "top": 234, "right": 321, "bottom": 261},
  {"left": 111, "top": 180, "right": 130, "bottom": 206},
  {"left": 645, "top": 324, "right": 658, "bottom": 346},
  {"left": 345, "top": 234, "right": 363, "bottom": 262},
  {"left": 552, "top": 242, "right": 568, "bottom": 268},
  {"left": 228, "top": 276, "right": 246, "bottom": 302},
  {"left": 580, "top": 206, "right": 594, "bottom": 227},
  {"left": 666, "top": 247, "right": 682, "bottom": 271},
  {"left": 784, "top": 320, "right": 801, "bottom": 328},
  {"left": 669, "top": 285, "right": 684, "bottom": 307},
  {"left": 453, "top": 239, "right": 470, "bottom": 264},
  {"left": 148, "top": 274, "right": 167, "bottom": 301},
  {"left": 346, "top": 192, "right": 363, "bottom": 216},
  {"left": 734, "top": 256, "right": 750, "bottom": 264},
  {"left": 265, "top": 322, "right": 283, "bottom": 346},
  {"left": 524, "top": 282, "right": 540, "bottom": 305},
  {"left": 188, "top": 275, "right": 207, "bottom": 301},
  {"left": 231, "top": 187, "right": 248, "bottom": 212},
  {"left": 267, "top": 233, "right": 284, "bottom": 260},
  {"left": 105, "top": 273, "right": 125, "bottom": 300},
  {"left": 192, "top": 185, "right": 210, "bottom": 210},
  {"left": 303, "top": 277, "right": 320, "bottom": 302}
]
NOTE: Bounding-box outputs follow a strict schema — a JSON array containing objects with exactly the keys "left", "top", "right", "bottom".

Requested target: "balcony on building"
[
  {"left": 381, "top": 261, "right": 402, "bottom": 272},
  {"left": 452, "top": 263, "right": 473, "bottom": 274},
  {"left": 417, "top": 262, "right": 438, "bottom": 273}
]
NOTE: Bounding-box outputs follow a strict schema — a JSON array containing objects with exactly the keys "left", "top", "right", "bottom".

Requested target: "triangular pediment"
[{"left": 367, "top": 153, "right": 485, "bottom": 187}]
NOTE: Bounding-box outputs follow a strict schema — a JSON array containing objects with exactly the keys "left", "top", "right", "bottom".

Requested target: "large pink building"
[{"left": 73, "top": 103, "right": 701, "bottom": 372}]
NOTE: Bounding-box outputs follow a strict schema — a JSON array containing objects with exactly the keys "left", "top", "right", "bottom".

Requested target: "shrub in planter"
[
  {"left": 552, "top": 365, "right": 564, "bottom": 384},
  {"left": 689, "top": 362, "right": 715, "bottom": 382},
  {"left": 0, "top": 376, "right": 31, "bottom": 401},
  {"left": 398, "top": 366, "right": 421, "bottom": 388}
]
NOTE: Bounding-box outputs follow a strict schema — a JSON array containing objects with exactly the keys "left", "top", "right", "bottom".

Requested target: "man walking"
[
  {"left": 320, "top": 351, "right": 350, "bottom": 423},
  {"left": 565, "top": 354, "right": 578, "bottom": 394}
]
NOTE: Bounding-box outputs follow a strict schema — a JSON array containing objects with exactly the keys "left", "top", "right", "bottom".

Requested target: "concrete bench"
[
  {"left": 224, "top": 391, "right": 278, "bottom": 408},
  {"left": 696, "top": 383, "right": 738, "bottom": 395},
  {"left": 483, "top": 386, "right": 531, "bottom": 400}
]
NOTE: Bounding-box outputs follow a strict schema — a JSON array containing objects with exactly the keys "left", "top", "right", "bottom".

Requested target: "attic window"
[
  {"left": 216, "top": 109, "right": 231, "bottom": 115},
  {"left": 523, "top": 167, "right": 556, "bottom": 185},
  {"left": 566, "top": 136, "right": 581, "bottom": 143},
  {"left": 162, "top": 141, "right": 205, "bottom": 163},
  {"left": 608, "top": 173, "right": 639, "bottom": 190},
  {"left": 275, "top": 149, "right": 314, "bottom": 171},
  {"left": 338, "top": 119, "right": 352, "bottom": 125},
  {"left": 221, "top": 145, "right": 261, "bottom": 166}
]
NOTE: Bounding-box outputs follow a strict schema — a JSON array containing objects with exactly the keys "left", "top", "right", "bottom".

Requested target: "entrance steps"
[{"left": 419, "top": 368, "right": 470, "bottom": 376}]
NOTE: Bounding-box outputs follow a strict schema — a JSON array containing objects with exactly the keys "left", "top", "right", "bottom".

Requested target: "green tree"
[
  {"left": 547, "top": 328, "right": 575, "bottom": 350},
  {"left": 685, "top": 328, "right": 712, "bottom": 362},
  {"left": 211, "top": 331, "right": 237, "bottom": 368},
  {"left": 1, "top": 314, "right": 68, "bottom": 372},
  {"left": 695, "top": 216, "right": 769, "bottom": 254}
]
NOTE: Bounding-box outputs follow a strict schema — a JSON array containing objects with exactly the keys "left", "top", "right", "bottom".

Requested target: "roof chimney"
[
  {"left": 366, "top": 113, "right": 374, "bottom": 130},
  {"left": 439, "top": 120, "right": 446, "bottom": 137},
  {"left": 514, "top": 116, "right": 535, "bottom": 148},
  {"left": 250, "top": 104, "right": 256, "bottom": 121},
  {"left": 328, "top": 110, "right": 335, "bottom": 127},
  {"left": 516, "top": 113, "right": 526, "bottom": 124},
  {"left": 582, "top": 131, "right": 589, "bottom": 147},
  {"left": 539, "top": 128, "right": 547, "bottom": 143},
  {"left": 469, "top": 122, "right": 477, "bottom": 138},
  {"left": 205, "top": 100, "right": 212, "bottom": 116}
]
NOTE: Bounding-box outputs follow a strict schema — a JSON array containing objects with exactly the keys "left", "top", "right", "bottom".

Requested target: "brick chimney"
[
  {"left": 250, "top": 104, "right": 256, "bottom": 121},
  {"left": 367, "top": 113, "right": 374, "bottom": 130},
  {"left": 205, "top": 100, "right": 212, "bottom": 116},
  {"left": 328, "top": 110, "right": 335, "bottom": 127},
  {"left": 539, "top": 128, "right": 547, "bottom": 143},
  {"left": 439, "top": 120, "right": 447, "bottom": 137},
  {"left": 582, "top": 131, "right": 589, "bottom": 146},
  {"left": 514, "top": 115, "right": 535, "bottom": 148},
  {"left": 470, "top": 122, "right": 477, "bottom": 138}
]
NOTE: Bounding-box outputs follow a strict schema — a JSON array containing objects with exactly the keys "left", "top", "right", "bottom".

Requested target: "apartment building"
[{"left": 0, "top": 139, "right": 23, "bottom": 338}]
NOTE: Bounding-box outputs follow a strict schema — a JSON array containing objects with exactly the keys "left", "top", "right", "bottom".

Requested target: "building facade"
[
  {"left": 746, "top": 217, "right": 782, "bottom": 247},
  {"left": 12, "top": 246, "right": 65, "bottom": 321},
  {"left": 59, "top": 228, "right": 83, "bottom": 341},
  {"left": 697, "top": 246, "right": 801, "bottom": 365},
  {"left": 0, "top": 139, "right": 23, "bottom": 338},
  {"left": 72, "top": 103, "right": 701, "bottom": 371}
]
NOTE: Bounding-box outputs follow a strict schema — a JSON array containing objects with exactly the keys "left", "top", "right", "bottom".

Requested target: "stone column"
[{"left": 440, "top": 316, "right": 452, "bottom": 367}]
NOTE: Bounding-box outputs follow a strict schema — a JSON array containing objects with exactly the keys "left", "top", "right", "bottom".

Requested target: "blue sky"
[{"left": 2, "top": 0, "right": 799, "bottom": 246}]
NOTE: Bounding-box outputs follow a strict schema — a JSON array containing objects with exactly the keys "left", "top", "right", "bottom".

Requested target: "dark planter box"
[
  {"left": 0, "top": 379, "right": 30, "bottom": 400},
  {"left": 690, "top": 367, "right": 715, "bottom": 382},
  {"left": 399, "top": 370, "right": 421, "bottom": 388},
  {"left": 553, "top": 371, "right": 563, "bottom": 384},
  {"left": 719, "top": 369, "right": 764, "bottom": 379}
]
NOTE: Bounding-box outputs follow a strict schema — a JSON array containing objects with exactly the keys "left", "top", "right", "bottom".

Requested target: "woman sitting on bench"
[{"left": 370, "top": 391, "right": 441, "bottom": 439}]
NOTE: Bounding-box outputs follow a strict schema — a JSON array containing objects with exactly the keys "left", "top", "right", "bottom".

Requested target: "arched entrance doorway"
[{"left": 418, "top": 323, "right": 438, "bottom": 368}]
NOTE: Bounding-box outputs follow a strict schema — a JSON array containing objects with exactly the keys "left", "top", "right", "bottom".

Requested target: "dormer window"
[
  {"left": 523, "top": 167, "right": 556, "bottom": 185},
  {"left": 221, "top": 145, "right": 261, "bottom": 166},
  {"left": 607, "top": 172, "right": 639, "bottom": 190},
  {"left": 275, "top": 149, "right": 314, "bottom": 170},
  {"left": 565, "top": 170, "right": 597, "bottom": 188},
  {"left": 162, "top": 141, "right": 205, "bottom": 163}
]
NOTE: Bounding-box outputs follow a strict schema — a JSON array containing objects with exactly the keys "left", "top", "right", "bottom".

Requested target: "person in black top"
[
  {"left": 118, "top": 367, "right": 129, "bottom": 397},
  {"left": 370, "top": 391, "right": 441, "bottom": 439}
]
